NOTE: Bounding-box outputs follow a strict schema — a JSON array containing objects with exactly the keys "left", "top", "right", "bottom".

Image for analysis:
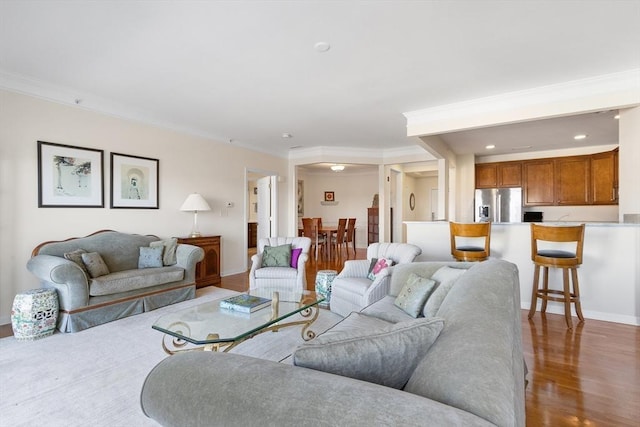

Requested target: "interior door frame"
[{"left": 245, "top": 168, "right": 279, "bottom": 271}]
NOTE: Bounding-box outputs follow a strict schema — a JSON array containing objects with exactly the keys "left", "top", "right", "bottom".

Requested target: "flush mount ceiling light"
[
  {"left": 614, "top": 114, "right": 620, "bottom": 119},
  {"left": 485, "top": 144, "right": 495, "bottom": 150},
  {"left": 282, "top": 133, "right": 293, "bottom": 139},
  {"left": 314, "top": 41, "right": 331, "bottom": 53},
  {"left": 574, "top": 134, "right": 587, "bottom": 140},
  {"left": 330, "top": 164, "right": 345, "bottom": 172}
]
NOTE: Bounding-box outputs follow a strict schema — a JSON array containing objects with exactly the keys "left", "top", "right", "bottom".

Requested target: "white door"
[{"left": 257, "top": 177, "right": 271, "bottom": 240}]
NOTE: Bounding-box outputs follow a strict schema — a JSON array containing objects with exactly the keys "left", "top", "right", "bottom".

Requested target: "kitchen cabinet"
[
  {"left": 523, "top": 160, "right": 554, "bottom": 206},
  {"left": 177, "top": 235, "right": 221, "bottom": 288},
  {"left": 475, "top": 162, "right": 522, "bottom": 188},
  {"left": 555, "top": 156, "right": 590, "bottom": 205},
  {"left": 591, "top": 149, "right": 618, "bottom": 205}
]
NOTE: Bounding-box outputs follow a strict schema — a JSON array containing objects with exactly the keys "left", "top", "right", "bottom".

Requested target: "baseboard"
[{"left": 521, "top": 302, "right": 639, "bottom": 326}]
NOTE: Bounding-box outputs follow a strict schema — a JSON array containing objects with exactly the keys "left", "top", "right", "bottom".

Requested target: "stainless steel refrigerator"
[{"left": 474, "top": 188, "right": 523, "bottom": 223}]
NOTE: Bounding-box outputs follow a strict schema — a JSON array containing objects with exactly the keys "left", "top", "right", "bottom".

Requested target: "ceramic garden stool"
[
  {"left": 11, "top": 289, "right": 59, "bottom": 340},
  {"left": 315, "top": 270, "right": 337, "bottom": 308}
]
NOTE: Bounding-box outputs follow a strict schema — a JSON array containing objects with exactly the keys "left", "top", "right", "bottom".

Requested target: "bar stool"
[
  {"left": 449, "top": 222, "right": 491, "bottom": 262},
  {"left": 528, "top": 223, "right": 585, "bottom": 329}
]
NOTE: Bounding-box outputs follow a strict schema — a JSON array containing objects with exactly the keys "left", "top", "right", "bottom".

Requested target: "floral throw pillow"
[
  {"left": 367, "top": 257, "right": 393, "bottom": 281},
  {"left": 394, "top": 273, "right": 437, "bottom": 318},
  {"left": 261, "top": 244, "right": 292, "bottom": 267},
  {"left": 81, "top": 252, "right": 110, "bottom": 278}
]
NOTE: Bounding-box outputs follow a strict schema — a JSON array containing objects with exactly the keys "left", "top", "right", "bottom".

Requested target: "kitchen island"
[{"left": 405, "top": 221, "right": 639, "bottom": 326}]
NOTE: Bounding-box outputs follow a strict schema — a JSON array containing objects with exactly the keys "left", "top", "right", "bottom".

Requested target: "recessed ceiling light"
[
  {"left": 282, "top": 133, "right": 293, "bottom": 139},
  {"left": 574, "top": 134, "right": 587, "bottom": 140},
  {"left": 485, "top": 145, "right": 495, "bottom": 150},
  {"left": 330, "top": 164, "right": 345, "bottom": 172},
  {"left": 614, "top": 114, "right": 620, "bottom": 120},
  {"left": 314, "top": 42, "right": 331, "bottom": 53}
]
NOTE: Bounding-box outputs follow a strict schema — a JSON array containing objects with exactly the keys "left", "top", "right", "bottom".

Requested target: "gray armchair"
[
  {"left": 249, "top": 237, "right": 311, "bottom": 293},
  {"left": 330, "top": 242, "right": 422, "bottom": 317}
]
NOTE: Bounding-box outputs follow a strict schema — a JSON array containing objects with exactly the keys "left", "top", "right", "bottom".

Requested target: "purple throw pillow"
[{"left": 290, "top": 248, "right": 303, "bottom": 268}]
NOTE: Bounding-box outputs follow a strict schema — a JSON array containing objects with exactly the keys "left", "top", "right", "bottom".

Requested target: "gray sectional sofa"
[
  {"left": 140, "top": 259, "right": 526, "bottom": 426},
  {"left": 26, "top": 230, "right": 204, "bottom": 332}
]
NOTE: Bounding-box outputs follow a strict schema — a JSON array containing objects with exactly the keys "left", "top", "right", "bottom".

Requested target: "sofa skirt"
[{"left": 57, "top": 285, "right": 195, "bottom": 333}]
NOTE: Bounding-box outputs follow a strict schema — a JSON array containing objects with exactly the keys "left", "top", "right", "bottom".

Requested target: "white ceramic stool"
[
  {"left": 315, "top": 270, "right": 337, "bottom": 308},
  {"left": 11, "top": 289, "right": 59, "bottom": 340}
]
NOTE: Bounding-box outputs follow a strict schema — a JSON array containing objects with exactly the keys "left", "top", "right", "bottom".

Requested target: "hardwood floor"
[
  {"left": 2, "top": 247, "right": 637, "bottom": 425},
  {"left": 225, "top": 249, "right": 640, "bottom": 426}
]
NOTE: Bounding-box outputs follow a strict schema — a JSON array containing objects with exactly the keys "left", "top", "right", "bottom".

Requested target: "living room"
[{"left": 1, "top": 1, "right": 639, "bottom": 426}]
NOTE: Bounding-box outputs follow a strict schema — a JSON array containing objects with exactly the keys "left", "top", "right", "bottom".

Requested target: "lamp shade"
[{"left": 180, "top": 193, "right": 211, "bottom": 212}]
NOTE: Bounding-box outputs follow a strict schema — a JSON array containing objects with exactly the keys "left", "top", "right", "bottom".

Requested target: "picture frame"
[
  {"left": 110, "top": 152, "right": 159, "bottom": 209},
  {"left": 324, "top": 191, "right": 335, "bottom": 202},
  {"left": 297, "top": 180, "right": 304, "bottom": 217},
  {"left": 37, "top": 141, "right": 104, "bottom": 208}
]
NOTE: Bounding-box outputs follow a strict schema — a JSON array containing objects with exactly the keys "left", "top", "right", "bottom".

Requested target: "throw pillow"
[
  {"left": 290, "top": 248, "right": 303, "bottom": 268},
  {"left": 293, "top": 312, "right": 444, "bottom": 389},
  {"left": 367, "top": 257, "right": 378, "bottom": 277},
  {"left": 394, "top": 273, "right": 437, "bottom": 318},
  {"left": 261, "top": 244, "right": 292, "bottom": 267},
  {"left": 150, "top": 238, "right": 178, "bottom": 265},
  {"left": 138, "top": 246, "right": 164, "bottom": 269},
  {"left": 63, "top": 248, "right": 90, "bottom": 276},
  {"left": 367, "top": 257, "right": 393, "bottom": 281},
  {"left": 81, "top": 252, "right": 110, "bottom": 278},
  {"left": 423, "top": 266, "right": 467, "bottom": 317}
]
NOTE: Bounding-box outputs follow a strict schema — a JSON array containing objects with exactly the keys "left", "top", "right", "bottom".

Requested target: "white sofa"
[{"left": 330, "top": 242, "right": 422, "bottom": 317}]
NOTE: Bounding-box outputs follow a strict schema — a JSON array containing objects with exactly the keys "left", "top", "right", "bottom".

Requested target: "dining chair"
[
  {"left": 331, "top": 218, "right": 348, "bottom": 258},
  {"left": 346, "top": 218, "right": 356, "bottom": 257},
  {"left": 301, "top": 217, "right": 326, "bottom": 261}
]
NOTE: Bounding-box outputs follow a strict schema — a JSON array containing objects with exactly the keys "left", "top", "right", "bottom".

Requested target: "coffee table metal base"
[{"left": 159, "top": 303, "right": 321, "bottom": 355}]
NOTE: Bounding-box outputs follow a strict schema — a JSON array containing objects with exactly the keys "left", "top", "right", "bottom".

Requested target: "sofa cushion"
[
  {"left": 150, "top": 238, "right": 178, "bottom": 266},
  {"left": 423, "top": 266, "right": 467, "bottom": 317},
  {"left": 81, "top": 252, "right": 110, "bottom": 278},
  {"left": 361, "top": 295, "right": 415, "bottom": 323},
  {"left": 63, "top": 249, "right": 90, "bottom": 276},
  {"left": 261, "top": 244, "right": 292, "bottom": 267},
  {"left": 89, "top": 266, "right": 185, "bottom": 296},
  {"left": 394, "top": 273, "right": 437, "bottom": 318},
  {"left": 293, "top": 312, "right": 444, "bottom": 389},
  {"left": 254, "top": 266, "right": 298, "bottom": 280},
  {"left": 139, "top": 246, "right": 164, "bottom": 268}
]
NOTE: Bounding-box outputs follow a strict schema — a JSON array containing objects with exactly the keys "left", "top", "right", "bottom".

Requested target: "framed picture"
[
  {"left": 37, "top": 141, "right": 104, "bottom": 208},
  {"left": 297, "top": 180, "right": 304, "bottom": 217},
  {"left": 110, "top": 153, "right": 159, "bottom": 209},
  {"left": 324, "top": 191, "right": 335, "bottom": 202}
]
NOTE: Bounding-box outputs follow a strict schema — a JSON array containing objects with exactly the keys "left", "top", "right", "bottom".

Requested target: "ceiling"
[{"left": 1, "top": 1, "right": 639, "bottom": 157}]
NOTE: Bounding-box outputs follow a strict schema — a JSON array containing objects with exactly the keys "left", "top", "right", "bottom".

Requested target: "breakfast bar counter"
[{"left": 405, "top": 221, "right": 639, "bottom": 325}]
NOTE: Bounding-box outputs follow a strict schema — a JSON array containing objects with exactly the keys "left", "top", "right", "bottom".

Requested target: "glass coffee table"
[{"left": 152, "top": 288, "right": 325, "bottom": 354}]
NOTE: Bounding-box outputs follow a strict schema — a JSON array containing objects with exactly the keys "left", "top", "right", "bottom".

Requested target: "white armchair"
[
  {"left": 330, "top": 242, "right": 422, "bottom": 317},
  {"left": 249, "top": 237, "right": 312, "bottom": 293}
]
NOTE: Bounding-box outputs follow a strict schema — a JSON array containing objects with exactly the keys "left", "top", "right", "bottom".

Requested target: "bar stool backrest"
[
  {"left": 449, "top": 222, "right": 491, "bottom": 261},
  {"left": 530, "top": 223, "right": 585, "bottom": 266}
]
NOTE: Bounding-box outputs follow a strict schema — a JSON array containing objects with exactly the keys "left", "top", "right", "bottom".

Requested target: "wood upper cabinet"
[
  {"left": 476, "top": 162, "right": 522, "bottom": 188},
  {"left": 555, "top": 156, "right": 591, "bottom": 205},
  {"left": 523, "top": 160, "right": 554, "bottom": 206},
  {"left": 591, "top": 149, "right": 618, "bottom": 204}
]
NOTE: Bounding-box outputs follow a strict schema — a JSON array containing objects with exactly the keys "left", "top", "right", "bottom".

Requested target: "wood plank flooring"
[
  {"left": 226, "top": 249, "right": 640, "bottom": 426},
  {"left": 2, "top": 247, "right": 637, "bottom": 425}
]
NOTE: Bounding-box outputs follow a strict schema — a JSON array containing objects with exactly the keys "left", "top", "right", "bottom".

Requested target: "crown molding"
[{"left": 404, "top": 69, "right": 640, "bottom": 137}]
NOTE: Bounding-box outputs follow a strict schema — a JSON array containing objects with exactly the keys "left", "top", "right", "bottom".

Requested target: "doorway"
[{"left": 245, "top": 170, "right": 278, "bottom": 270}]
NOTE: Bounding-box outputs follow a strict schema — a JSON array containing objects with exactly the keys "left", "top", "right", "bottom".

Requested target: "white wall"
[{"left": 0, "top": 90, "right": 288, "bottom": 323}]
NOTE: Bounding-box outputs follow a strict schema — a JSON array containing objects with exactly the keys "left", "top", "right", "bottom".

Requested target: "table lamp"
[{"left": 180, "top": 193, "right": 211, "bottom": 237}]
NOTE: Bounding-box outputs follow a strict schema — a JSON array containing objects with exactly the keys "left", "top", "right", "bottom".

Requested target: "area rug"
[{"left": 0, "top": 287, "right": 342, "bottom": 427}]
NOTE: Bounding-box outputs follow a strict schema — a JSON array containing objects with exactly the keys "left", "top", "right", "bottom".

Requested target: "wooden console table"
[{"left": 177, "top": 235, "right": 221, "bottom": 288}]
